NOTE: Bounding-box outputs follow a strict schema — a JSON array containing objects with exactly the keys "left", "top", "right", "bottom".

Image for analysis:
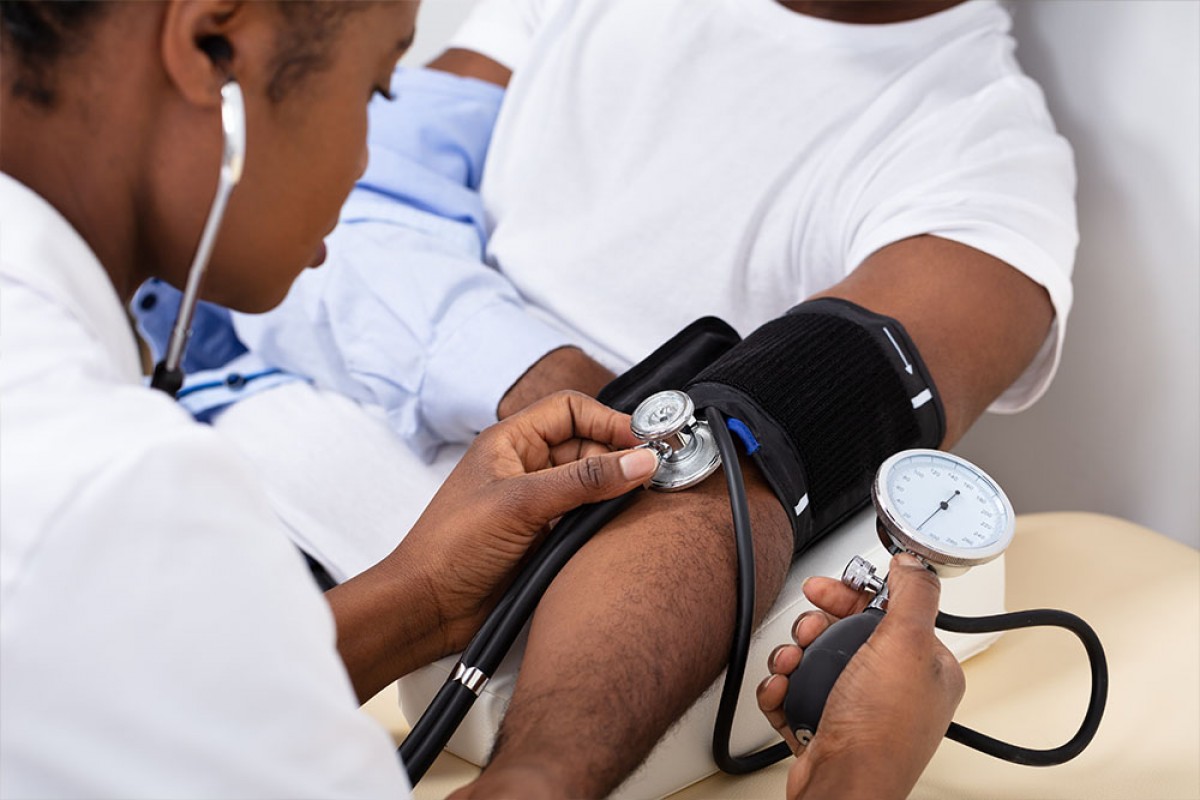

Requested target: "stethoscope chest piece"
[{"left": 631, "top": 390, "right": 722, "bottom": 492}]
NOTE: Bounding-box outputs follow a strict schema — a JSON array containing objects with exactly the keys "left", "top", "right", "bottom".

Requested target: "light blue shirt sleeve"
[{"left": 232, "top": 67, "right": 574, "bottom": 461}]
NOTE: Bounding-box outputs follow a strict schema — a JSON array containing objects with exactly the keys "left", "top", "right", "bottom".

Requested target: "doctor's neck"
[{"left": 1, "top": 4, "right": 169, "bottom": 302}]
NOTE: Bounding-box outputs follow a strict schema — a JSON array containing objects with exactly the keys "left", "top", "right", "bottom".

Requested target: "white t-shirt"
[
  {"left": 0, "top": 174, "right": 410, "bottom": 797},
  {"left": 452, "top": 0, "right": 1077, "bottom": 412}
]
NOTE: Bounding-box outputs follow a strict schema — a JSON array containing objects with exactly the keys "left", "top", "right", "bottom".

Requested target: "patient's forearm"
[
  {"left": 497, "top": 346, "right": 615, "bottom": 420},
  {"left": 427, "top": 48, "right": 512, "bottom": 88},
  {"left": 463, "top": 464, "right": 793, "bottom": 797}
]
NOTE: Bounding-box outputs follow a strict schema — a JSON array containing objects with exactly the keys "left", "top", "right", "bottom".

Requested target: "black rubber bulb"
[{"left": 782, "top": 607, "right": 884, "bottom": 743}]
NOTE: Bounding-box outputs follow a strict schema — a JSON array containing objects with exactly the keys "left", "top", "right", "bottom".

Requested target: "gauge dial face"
[{"left": 874, "top": 449, "right": 1014, "bottom": 566}]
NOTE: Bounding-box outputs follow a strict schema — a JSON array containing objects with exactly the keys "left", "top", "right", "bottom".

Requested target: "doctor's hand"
[
  {"left": 757, "top": 554, "right": 965, "bottom": 800},
  {"left": 407, "top": 390, "right": 658, "bottom": 649},
  {"left": 328, "top": 391, "right": 658, "bottom": 701}
]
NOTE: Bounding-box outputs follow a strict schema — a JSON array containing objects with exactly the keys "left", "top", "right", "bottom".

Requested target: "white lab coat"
[{"left": 0, "top": 172, "right": 411, "bottom": 798}]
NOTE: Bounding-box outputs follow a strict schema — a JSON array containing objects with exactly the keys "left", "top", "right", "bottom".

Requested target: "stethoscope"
[
  {"left": 401, "top": 390, "right": 1108, "bottom": 782},
  {"left": 151, "top": 80, "right": 245, "bottom": 396}
]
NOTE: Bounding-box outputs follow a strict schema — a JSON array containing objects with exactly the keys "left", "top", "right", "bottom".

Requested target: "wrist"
[
  {"left": 497, "top": 346, "right": 615, "bottom": 419},
  {"left": 790, "top": 737, "right": 917, "bottom": 800},
  {"left": 324, "top": 547, "right": 451, "bottom": 701}
]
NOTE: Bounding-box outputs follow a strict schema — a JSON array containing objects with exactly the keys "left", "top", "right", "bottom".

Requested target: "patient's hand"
[
  {"left": 496, "top": 346, "right": 616, "bottom": 420},
  {"left": 407, "top": 390, "right": 656, "bottom": 649},
  {"left": 757, "top": 555, "right": 965, "bottom": 800}
]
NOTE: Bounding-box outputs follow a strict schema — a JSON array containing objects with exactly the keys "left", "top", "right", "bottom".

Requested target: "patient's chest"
[{"left": 477, "top": 0, "right": 935, "bottom": 369}]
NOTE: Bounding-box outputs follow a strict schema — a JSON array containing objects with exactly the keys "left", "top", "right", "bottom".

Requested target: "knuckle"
[{"left": 574, "top": 455, "right": 607, "bottom": 491}]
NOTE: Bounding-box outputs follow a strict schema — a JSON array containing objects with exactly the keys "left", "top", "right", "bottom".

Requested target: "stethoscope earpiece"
[
  {"left": 198, "top": 35, "right": 233, "bottom": 68},
  {"left": 219, "top": 81, "right": 246, "bottom": 185}
]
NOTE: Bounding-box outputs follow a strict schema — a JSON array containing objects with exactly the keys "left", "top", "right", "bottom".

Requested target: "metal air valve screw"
[
  {"left": 630, "top": 390, "right": 723, "bottom": 492},
  {"left": 841, "top": 555, "right": 886, "bottom": 595}
]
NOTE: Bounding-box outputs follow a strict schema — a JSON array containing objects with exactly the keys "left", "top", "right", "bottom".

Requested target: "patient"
[{"left": 128, "top": 0, "right": 1076, "bottom": 796}]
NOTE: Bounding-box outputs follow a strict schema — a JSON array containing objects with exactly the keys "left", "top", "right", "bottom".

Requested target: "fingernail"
[
  {"left": 620, "top": 448, "right": 659, "bottom": 480},
  {"left": 895, "top": 553, "right": 923, "bottom": 569},
  {"left": 768, "top": 644, "right": 787, "bottom": 670}
]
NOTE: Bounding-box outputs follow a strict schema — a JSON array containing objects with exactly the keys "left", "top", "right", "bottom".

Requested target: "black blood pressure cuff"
[
  {"left": 597, "top": 317, "right": 741, "bottom": 414},
  {"left": 686, "top": 298, "right": 945, "bottom": 555}
]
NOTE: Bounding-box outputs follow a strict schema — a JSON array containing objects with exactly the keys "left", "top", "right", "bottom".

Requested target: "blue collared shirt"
[{"left": 133, "top": 67, "right": 574, "bottom": 460}]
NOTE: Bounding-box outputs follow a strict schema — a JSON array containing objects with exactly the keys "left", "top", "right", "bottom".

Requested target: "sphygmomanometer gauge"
[{"left": 872, "top": 448, "right": 1015, "bottom": 577}]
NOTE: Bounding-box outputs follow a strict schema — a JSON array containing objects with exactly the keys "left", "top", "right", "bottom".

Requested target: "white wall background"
[
  {"left": 404, "top": 1, "right": 478, "bottom": 67},
  {"left": 404, "top": 0, "right": 1200, "bottom": 547},
  {"left": 956, "top": 0, "right": 1200, "bottom": 548}
]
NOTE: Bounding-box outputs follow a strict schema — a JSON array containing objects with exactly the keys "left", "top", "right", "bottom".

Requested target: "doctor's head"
[{"left": 0, "top": 0, "right": 417, "bottom": 311}]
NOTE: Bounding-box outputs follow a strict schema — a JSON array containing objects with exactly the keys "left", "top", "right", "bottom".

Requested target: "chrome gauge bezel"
[{"left": 872, "top": 448, "right": 1015, "bottom": 569}]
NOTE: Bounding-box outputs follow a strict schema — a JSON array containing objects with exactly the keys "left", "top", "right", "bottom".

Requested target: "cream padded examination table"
[{"left": 365, "top": 513, "right": 1200, "bottom": 800}]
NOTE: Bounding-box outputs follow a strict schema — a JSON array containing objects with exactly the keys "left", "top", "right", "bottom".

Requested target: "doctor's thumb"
[{"left": 521, "top": 447, "right": 658, "bottom": 519}]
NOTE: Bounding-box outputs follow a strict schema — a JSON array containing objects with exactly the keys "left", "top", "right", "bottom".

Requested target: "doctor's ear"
[{"left": 159, "top": 1, "right": 259, "bottom": 108}]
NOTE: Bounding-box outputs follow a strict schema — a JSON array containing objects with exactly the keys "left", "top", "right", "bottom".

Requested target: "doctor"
[
  {"left": 0, "top": 2, "right": 961, "bottom": 798},
  {"left": 0, "top": 1, "right": 657, "bottom": 795}
]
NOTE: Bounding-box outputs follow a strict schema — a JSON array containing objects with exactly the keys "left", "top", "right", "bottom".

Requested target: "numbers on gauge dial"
[{"left": 885, "top": 453, "right": 1008, "bottom": 551}]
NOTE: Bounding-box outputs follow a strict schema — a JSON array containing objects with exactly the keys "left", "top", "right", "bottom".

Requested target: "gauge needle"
[{"left": 916, "top": 489, "right": 961, "bottom": 530}]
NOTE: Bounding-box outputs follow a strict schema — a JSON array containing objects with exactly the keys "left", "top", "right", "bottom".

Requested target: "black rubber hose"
[
  {"left": 779, "top": 600, "right": 1108, "bottom": 768},
  {"left": 399, "top": 492, "right": 639, "bottom": 783},
  {"left": 936, "top": 608, "right": 1109, "bottom": 766},
  {"left": 707, "top": 407, "right": 792, "bottom": 773}
]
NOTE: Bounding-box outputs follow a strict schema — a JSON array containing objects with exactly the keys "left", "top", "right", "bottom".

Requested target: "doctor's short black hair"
[
  {"left": 0, "top": 1, "right": 103, "bottom": 106},
  {"left": 0, "top": 1, "right": 366, "bottom": 108}
]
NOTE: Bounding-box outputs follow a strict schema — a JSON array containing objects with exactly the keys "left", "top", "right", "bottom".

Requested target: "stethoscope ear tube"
[{"left": 151, "top": 81, "right": 246, "bottom": 396}]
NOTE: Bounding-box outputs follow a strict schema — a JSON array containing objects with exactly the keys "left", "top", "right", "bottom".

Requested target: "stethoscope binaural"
[{"left": 151, "top": 80, "right": 246, "bottom": 396}]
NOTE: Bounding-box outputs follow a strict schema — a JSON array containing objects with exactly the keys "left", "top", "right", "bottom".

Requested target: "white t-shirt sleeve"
[
  {"left": 843, "top": 74, "right": 1078, "bottom": 412},
  {"left": 0, "top": 425, "right": 410, "bottom": 799},
  {"left": 448, "top": 0, "right": 563, "bottom": 71}
]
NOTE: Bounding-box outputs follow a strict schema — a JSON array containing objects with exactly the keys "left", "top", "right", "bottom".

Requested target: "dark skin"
[
  {"left": 428, "top": 1, "right": 1054, "bottom": 796},
  {"left": 781, "top": 0, "right": 966, "bottom": 24},
  {"left": 1, "top": 0, "right": 662, "bottom": 708},
  {"left": 757, "top": 555, "right": 966, "bottom": 800},
  {"left": 3, "top": 2, "right": 997, "bottom": 797}
]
